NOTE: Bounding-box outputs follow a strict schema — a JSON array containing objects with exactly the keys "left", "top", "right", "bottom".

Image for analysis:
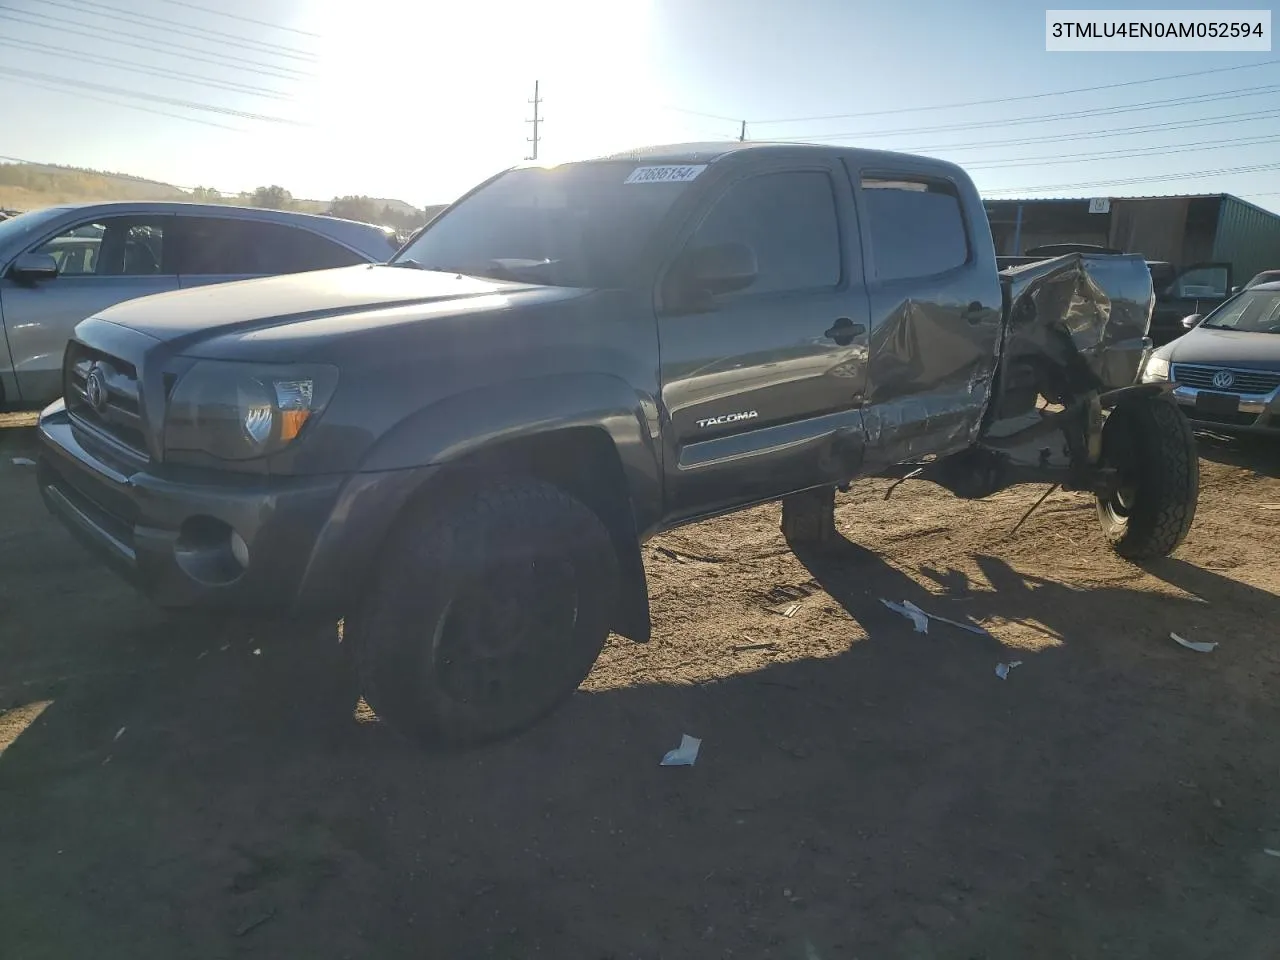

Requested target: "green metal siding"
[{"left": 1211, "top": 196, "right": 1280, "bottom": 286}]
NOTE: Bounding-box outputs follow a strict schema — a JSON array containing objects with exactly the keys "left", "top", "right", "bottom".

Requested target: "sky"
[{"left": 2, "top": 0, "right": 1279, "bottom": 212}]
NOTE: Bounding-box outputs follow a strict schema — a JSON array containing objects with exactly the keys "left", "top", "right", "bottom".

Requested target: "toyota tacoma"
[{"left": 35, "top": 143, "right": 1198, "bottom": 745}]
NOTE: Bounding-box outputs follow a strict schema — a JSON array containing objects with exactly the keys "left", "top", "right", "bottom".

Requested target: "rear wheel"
[
  {"left": 1096, "top": 396, "right": 1199, "bottom": 559},
  {"left": 350, "top": 478, "right": 618, "bottom": 747}
]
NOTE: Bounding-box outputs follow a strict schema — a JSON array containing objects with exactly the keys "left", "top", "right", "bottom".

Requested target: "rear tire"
[
  {"left": 350, "top": 478, "right": 618, "bottom": 747},
  {"left": 1096, "top": 396, "right": 1199, "bottom": 559}
]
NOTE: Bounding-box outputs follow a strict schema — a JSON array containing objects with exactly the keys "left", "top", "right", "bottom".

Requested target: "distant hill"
[{"left": 0, "top": 162, "right": 441, "bottom": 228}]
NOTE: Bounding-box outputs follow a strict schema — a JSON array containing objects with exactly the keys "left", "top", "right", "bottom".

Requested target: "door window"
[
  {"left": 176, "top": 217, "right": 366, "bottom": 275},
  {"left": 30, "top": 218, "right": 166, "bottom": 276},
  {"left": 683, "top": 171, "right": 841, "bottom": 296},
  {"left": 861, "top": 176, "right": 968, "bottom": 281},
  {"left": 1172, "top": 264, "right": 1229, "bottom": 299}
]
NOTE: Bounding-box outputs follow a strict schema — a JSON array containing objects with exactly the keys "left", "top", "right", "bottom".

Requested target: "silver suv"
[{"left": 0, "top": 201, "right": 399, "bottom": 405}]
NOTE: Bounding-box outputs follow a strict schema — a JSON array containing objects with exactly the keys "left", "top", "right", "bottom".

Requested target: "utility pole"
[
  {"left": 739, "top": 120, "right": 747, "bottom": 142},
  {"left": 526, "top": 81, "right": 542, "bottom": 160}
]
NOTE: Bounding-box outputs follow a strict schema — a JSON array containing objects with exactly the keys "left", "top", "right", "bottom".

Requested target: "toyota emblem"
[
  {"left": 84, "top": 364, "right": 109, "bottom": 413},
  {"left": 1211, "top": 370, "right": 1235, "bottom": 390}
]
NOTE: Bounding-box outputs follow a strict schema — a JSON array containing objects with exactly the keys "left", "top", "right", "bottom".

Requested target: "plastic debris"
[
  {"left": 252, "top": 648, "right": 262, "bottom": 656},
  {"left": 10, "top": 457, "right": 35, "bottom": 466},
  {"left": 113, "top": 726, "right": 126, "bottom": 742},
  {"left": 995, "top": 661, "right": 1024, "bottom": 680},
  {"left": 881, "top": 599, "right": 929, "bottom": 633},
  {"left": 881, "top": 598, "right": 991, "bottom": 637},
  {"left": 660, "top": 734, "right": 702, "bottom": 767},
  {"left": 1171, "top": 632, "right": 1217, "bottom": 654},
  {"left": 1264, "top": 849, "right": 1280, "bottom": 858}
]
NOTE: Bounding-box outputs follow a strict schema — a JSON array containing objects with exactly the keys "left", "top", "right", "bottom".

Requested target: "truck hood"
[
  {"left": 1162, "top": 326, "right": 1280, "bottom": 370},
  {"left": 93, "top": 264, "right": 559, "bottom": 341}
]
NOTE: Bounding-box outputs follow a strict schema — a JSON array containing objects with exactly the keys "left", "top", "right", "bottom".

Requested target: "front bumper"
[
  {"left": 1169, "top": 382, "right": 1280, "bottom": 436},
  {"left": 37, "top": 402, "right": 430, "bottom": 614}
]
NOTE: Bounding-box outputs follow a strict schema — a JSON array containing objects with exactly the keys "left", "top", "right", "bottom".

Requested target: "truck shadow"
[
  {"left": 1193, "top": 430, "right": 1280, "bottom": 479},
  {"left": 4, "top": 523, "right": 1280, "bottom": 958}
]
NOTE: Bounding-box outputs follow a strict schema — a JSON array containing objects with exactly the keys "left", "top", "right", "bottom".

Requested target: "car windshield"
[
  {"left": 392, "top": 161, "right": 700, "bottom": 287},
  {"left": 1200, "top": 289, "right": 1280, "bottom": 333},
  {"left": 0, "top": 207, "right": 65, "bottom": 252}
]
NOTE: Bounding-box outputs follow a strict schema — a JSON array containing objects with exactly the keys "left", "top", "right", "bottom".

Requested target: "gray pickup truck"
[{"left": 36, "top": 142, "right": 1198, "bottom": 746}]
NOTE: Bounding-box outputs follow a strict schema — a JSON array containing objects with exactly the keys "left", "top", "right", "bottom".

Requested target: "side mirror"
[
  {"left": 674, "top": 242, "right": 758, "bottom": 301},
  {"left": 1181, "top": 313, "right": 1202, "bottom": 330},
  {"left": 10, "top": 252, "right": 59, "bottom": 283}
]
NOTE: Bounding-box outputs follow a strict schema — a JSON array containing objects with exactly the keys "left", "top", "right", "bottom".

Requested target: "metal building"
[{"left": 984, "top": 194, "right": 1280, "bottom": 285}]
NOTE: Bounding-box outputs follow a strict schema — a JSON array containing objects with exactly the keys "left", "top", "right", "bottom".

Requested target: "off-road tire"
[
  {"left": 1096, "top": 396, "right": 1199, "bottom": 559},
  {"left": 781, "top": 485, "right": 838, "bottom": 548},
  {"left": 350, "top": 478, "right": 618, "bottom": 747}
]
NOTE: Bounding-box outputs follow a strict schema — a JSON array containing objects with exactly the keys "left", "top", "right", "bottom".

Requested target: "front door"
[
  {"left": 0, "top": 215, "right": 176, "bottom": 402},
  {"left": 657, "top": 163, "right": 871, "bottom": 523}
]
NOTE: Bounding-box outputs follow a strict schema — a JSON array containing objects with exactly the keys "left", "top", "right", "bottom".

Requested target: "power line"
[
  {"left": 26, "top": 0, "right": 317, "bottom": 61},
  {"left": 154, "top": 0, "right": 320, "bottom": 38},
  {"left": 787, "top": 83, "right": 1280, "bottom": 143},
  {"left": 750, "top": 57, "right": 1280, "bottom": 125},
  {"left": 820, "top": 106, "right": 1280, "bottom": 155},
  {"left": 962, "top": 132, "right": 1280, "bottom": 171},
  {"left": 0, "top": 37, "right": 293, "bottom": 101},
  {"left": 0, "top": 77, "right": 243, "bottom": 131},
  {"left": 981, "top": 160, "right": 1280, "bottom": 195},
  {"left": 0, "top": 9, "right": 310, "bottom": 79},
  {"left": 0, "top": 66, "right": 305, "bottom": 125}
]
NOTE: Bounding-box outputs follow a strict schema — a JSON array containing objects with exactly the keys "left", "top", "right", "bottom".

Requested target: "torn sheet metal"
[{"left": 997, "top": 253, "right": 1154, "bottom": 401}]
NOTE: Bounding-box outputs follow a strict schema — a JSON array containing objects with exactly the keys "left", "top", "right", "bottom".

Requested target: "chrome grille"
[
  {"left": 64, "top": 342, "right": 148, "bottom": 458},
  {"left": 1172, "top": 364, "right": 1280, "bottom": 395}
]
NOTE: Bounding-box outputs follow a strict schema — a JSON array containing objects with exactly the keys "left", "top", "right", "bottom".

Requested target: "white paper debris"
[
  {"left": 113, "top": 726, "right": 126, "bottom": 742},
  {"left": 880, "top": 598, "right": 992, "bottom": 637},
  {"left": 660, "top": 734, "right": 702, "bottom": 767},
  {"left": 10, "top": 457, "right": 35, "bottom": 466},
  {"left": 995, "top": 661, "right": 1024, "bottom": 680},
  {"left": 881, "top": 599, "right": 929, "bottom": 633},
  {"left": 1171, "top": 632, "right": 1217, "bottom": 653},
  {"left": 252, "top": 648, "right": 262, "bottom": 656}
]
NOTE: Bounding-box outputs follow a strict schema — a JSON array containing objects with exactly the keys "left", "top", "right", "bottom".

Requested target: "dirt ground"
[{"left": 2, "top": 414, "right": 1280, "bottom": 960}]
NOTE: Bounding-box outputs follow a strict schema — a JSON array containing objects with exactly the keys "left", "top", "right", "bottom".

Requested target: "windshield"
[
  {"left": 0, "top": 207, "right": 65, "bottom": 253},
  {"left": 1200, "top": 289, "right": 1280, "bottom": 333},
  {"left": 393, "top": 162, "right": 701, "bottom": 287}
]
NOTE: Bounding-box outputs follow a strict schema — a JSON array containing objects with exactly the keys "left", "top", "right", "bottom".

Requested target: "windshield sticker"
[{"left": 624, "top": 164, "right": 707, "bottom": 185}]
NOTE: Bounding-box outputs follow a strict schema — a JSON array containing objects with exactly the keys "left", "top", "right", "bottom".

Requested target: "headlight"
[
  {"left": 164, "top": 361, "right": 338, "bottom": 461},
  {"left": 1141, "top": 354, "right": 1170, "bottom": 383}
]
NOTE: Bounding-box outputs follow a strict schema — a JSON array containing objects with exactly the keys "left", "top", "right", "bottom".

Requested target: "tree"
[
  {"left": 329, "top": 195, "right": 378, "bottom": 223},
  {"left": 251, "top": 185, "right": 292, "bottom": 209},
  {"left": 191, "top": 186, "right": 221, "bottom": 201}
]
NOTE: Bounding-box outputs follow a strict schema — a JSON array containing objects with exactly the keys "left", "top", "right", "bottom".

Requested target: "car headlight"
[
  {"left": 164, "top": 361, "right": 338, "bottom": 461},
  {"left": 1141, "top": 354, "right": 1170, "bottom": 383}
]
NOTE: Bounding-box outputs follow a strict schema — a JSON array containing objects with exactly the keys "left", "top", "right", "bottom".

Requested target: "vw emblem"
[
  {"left": 84, "top": 364, "right": 109, "bottom": 413},
  {"left": 1211, "top": 369, "right": 1235, "bottom": 390}
]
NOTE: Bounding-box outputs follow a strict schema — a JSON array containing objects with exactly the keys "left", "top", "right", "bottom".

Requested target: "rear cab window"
[
  {"left": 175, "top": 217, "right": 366, "bottom": 276},
  {"left": 860, "top": 176, "right": 969, "bottom": 282}
]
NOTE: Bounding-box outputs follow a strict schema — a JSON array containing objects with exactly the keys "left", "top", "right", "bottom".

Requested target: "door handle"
[
  {"left": 825, "top": 317, "right": 866, "bottom": 345},
  {"left": 961, "top": 301, "right": 985, "bottom": 324}
]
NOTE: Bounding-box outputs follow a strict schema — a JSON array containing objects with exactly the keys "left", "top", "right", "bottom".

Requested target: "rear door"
[
  {"left": 1151, "top": 261, "right": 1233, "bottom": 344},
  {"left": 852, "top": 168, "right": 1002, "bottom": 469},
  {"left": 174, "top": 216, "right": 368, "bottom": 288},
  {"left": 656, "top": 159, "right": 871, "bottom": 523},
  {"left": 0, "top": 214, "right": 176, "bottom": 403}
]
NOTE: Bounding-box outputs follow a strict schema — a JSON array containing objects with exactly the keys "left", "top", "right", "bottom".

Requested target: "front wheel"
[
  {"left": 350, "top": 478, "right": 618, "bottom": 747},
  {"left": 1096, "top": 396, "right": 1199, "bottom": 559}
]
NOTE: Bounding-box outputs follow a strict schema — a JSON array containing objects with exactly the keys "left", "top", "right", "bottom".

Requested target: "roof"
[{"left": 583, "top": 140, "right": 969, "bottom": 175}]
